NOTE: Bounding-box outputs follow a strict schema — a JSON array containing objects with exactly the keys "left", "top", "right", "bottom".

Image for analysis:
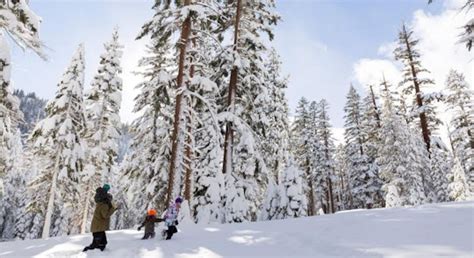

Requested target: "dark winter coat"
[
  {"left": 91, "top": 188, "right": 117, "bottom": 233},
  {"left": 140, "top": 215, "right": 163, "bottom": 234}
]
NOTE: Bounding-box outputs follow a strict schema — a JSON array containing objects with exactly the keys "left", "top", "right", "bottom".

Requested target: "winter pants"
[
  {"left": 165, "top": 225, "right": 178, "bottom": 240},
  {"left": 84, "top": 231, "right": 108, "bottom": 251},
  {"left": 142, "top": 232, "right": 155, "bottom": 240}
]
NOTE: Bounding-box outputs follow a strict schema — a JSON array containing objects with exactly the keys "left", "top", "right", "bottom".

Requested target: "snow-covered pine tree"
[
  {"left": 219, "top": 0, "right": 279, "bottom": 223},
  {"left": 261, "top": 155, "right": 307, "bottom": 220},
  {"left": 122, "top": 2, "right": 176, "bottom": 220},
  {"left": 448, "top": 158, "right": 471, "bottom": 201},
  {"left": 291, "top": 97, "right": 317, "bottom": 215},
  {"left": 445, "top": 70, "right": 473, "bottom": 192},
  {"left": 185, "top": 16, "right": 224, "bottom": 224},
  {"left": 81, "top": 28, "right": 123, "bottom": 233},
  {"left": 377, "top": 77, "right": 427, "bottom": 207},
  {"left": 0, "top": 130, "right": 25, "bottom": 239},
  {"left": 343, "top": 85, "right": 373, "bottom": 209},
  {"left": 360, "top": 86, "right": 384, "bottom": 208},
  {"left": 260, "top": 48, "right": 290, "bottom": 188},
  {"left": 428, "top": 137, "right": 451, "bottom": 202},
  {"left": 12, "top": 142, "right": 44, "bottom": 239},
  {"left": 0, "top": 0, "right": 44, "bottom": 197},
  {"left": 394, "top": 23, "right": 441, "bottom": 152},
  {"left": 314, "top": 99, "right": 336, "bottom": 213},
  {"left": 279, "top": 157, "right": 308, "bottom": 218},
  {"left": 27, "top": 45, "right": 86, "bottom": 238},
  {"left": 0, "top": 35, "right": 21, "bottom": 198},
  {"left": 333, "top": 144, "right": 350, "bottom": 211}
]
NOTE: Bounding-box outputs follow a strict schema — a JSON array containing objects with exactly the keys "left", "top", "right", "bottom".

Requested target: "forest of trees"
[{"left": 0, "top": 0, "right": 472, "bottom": 241}]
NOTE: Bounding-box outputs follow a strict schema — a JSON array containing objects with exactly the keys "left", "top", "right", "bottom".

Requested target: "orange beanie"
[{"left": 147, "top": 209, "right": 157, "bottom": 216}]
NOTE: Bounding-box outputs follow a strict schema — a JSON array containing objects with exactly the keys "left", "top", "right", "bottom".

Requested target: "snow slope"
[{"left": 0, "top": 201, "right": 472, "bottom": 258}]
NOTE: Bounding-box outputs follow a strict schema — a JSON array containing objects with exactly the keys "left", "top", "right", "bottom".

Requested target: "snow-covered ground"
[{"left": 1, "top": 201, "right": 473, "bottom": 258}]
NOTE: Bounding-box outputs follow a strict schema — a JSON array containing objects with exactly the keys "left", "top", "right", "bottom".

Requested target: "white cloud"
[
  {"left": 353, "top": 2, "right": 473, "bottom": 91},
  {"left": 352, "top": 1, "right": 473, "bottom": 145},
  {"left": 353, "top": 59, "right": 402, "bottom": 92}
]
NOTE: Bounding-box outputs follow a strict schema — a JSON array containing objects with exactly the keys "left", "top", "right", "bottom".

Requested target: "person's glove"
[
  {"left": 137, "top": 227, "right": 142, "bottom": 231},
  {"left": 175, "top": 221, "right": 179, "bottom": 226}
]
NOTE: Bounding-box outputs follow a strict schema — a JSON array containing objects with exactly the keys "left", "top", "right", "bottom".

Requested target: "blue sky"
[{"left": 9, "top": 0, "right": 468, "bottom": 130}]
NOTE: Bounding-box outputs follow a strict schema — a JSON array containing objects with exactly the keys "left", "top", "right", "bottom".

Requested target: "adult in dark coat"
[{"left": 83, "top": 184, "right": 118, "bottom": 252}]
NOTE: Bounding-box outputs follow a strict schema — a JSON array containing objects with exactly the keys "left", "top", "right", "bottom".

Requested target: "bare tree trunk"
[
  {"left": 166, "top": 0, "right": 192, "bottom": 205},
  {"left": 42, "top": 153, "right": 60, "bottom": 239},
  {"left": 369, "top": 85, "right": 381, "bottom": 128},
  {"left": 222, "top": 0, "right": 242, "bottom": 175},
  {"left": 306, "top": 159, "right": 316, "bottom": 216},
  {"left": 80, "top": 185, "right": 92, "bottom": 234}
]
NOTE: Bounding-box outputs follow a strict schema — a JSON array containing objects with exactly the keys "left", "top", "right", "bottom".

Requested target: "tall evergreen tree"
[
  {"left": 394, "top": 24, "right": 441, "bottom": 152},
  {"left": 220, "top": 0, "right": 279, "bottom": 223},
  {"left": 27, "top": 45, "right": 86, "bottom": 238},
  {"left": 122, "top": 12, "right": 175, "bottom": 221},
  {"left": 343, "top": 85, "right": 373, "bottom": 209},
  {"left": 0, "top": 0, "right": 44, "bottom": 199},
  {"left": 0, "top": 130, "right": 25, "bottom": 239},
  {"left": 377, "top": 79, "right": 427, "bottom": 207},
  {"left": 445, "top": 69, "right": 473, "bottom": 192},
  {"left": 81, "top": 29, "right": 123, "bottom": 233},
  {"left": 314, "top": 99, "right": 336, "bottom": 213},
  {"left": 448, "top": 158, "right": 471, "bottom": 201},
  {"left": 291, "top": 97, "right": 317, "bottom": 215}
]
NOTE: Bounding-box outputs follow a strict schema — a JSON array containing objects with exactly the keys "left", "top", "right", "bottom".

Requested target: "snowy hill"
[{"left": 0, "top": 201, "right": 472, "bottom": 258}]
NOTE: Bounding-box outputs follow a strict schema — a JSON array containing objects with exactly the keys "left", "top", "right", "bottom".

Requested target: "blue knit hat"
[
  {"left": 175, "top": 197, "right": 183, "bottom": 204},
  {"left": 103, "top": 184, "right": 111, "bottom": 192}
]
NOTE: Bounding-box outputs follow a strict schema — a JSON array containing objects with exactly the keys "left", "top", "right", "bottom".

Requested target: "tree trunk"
[
  {"left": 222, "top": 0, "right": 243, "bottom": 175},
  {"left": 402, "top": 25, "right": 431, "bottom": 152},
  {"left": 166, "top": 0, "right": 192, "bottom": 205},
  {"left": 305, "top": 159, "right": 315, "bottom": 216},
  {"left": 369, "top": 85, "right": 381, "bottom": 128},
  {"left": 183, "top": 54, "right": 195, "bottom": 202},
  {"left": 42, "top": 154, "right": 60, "bottom": 239},
  {"left": 80, "top": 185, "right": 92, "bottom": 234}
]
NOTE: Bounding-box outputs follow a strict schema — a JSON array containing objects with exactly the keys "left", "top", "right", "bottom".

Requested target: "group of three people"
[{"left": 83, "top": 184, "right": 182, "bottom": 252}]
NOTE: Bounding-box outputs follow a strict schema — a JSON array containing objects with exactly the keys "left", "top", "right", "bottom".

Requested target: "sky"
[{"left": 7, "top": 0, "right": 473, "bottom": 140}]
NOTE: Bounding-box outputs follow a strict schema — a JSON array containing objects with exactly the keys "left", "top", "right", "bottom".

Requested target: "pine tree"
[
  {"left": 0, "top": 0, "right": 44, "bottom": 197},
  {"left": 360, "top": 86, "right": 384, "bottom": 208},
  {"left": 81, "top": 28, "right": 123, "bottom": 233},
  {"left": 343, "top": 85, "right": 372, "bottom": 209},
  {"left": 28, "top": 45, "right": 86, "bottom": 238},
  {"left": 448, "top": 158, "right": 471, "bottom": 201},
  {"left": 121, "top": 30, "right": 174, "bottom": 221},
  {"left": 261, "top": 156, "right": 307, "bottom": 220},
  {"left": 0, "top": 130, "right": 25, "bottom": 239},
  {"left": 314, "top": 99, "right": 336, "bottom": 213},
  {"left": 428, "top": 138, "right": 451, "bottom": 202},
  {"left": 378, "top": 80, "right": 427, "bottom": 207},
  {"left": 394, "top": 24, "right": 441, "bottom": 152},
  {"left": 333, "top": 144, "right": 350, "bottom": 211},
  {"left": 445, "top": 70, "right": 473, "bottom": 192},
  {"left": 291, "top": 97, "right": 317, "bottom": 215},
  {"left": 0, "top": 35, "right": 22, "bottom": 198},
  {"left": 220, "top": 0, "right": 279, "bottom": 223}
]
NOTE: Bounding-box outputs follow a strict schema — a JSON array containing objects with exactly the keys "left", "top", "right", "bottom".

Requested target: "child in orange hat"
[{"left": 137, "top": 209, "right": 164, "bottom": 239}]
